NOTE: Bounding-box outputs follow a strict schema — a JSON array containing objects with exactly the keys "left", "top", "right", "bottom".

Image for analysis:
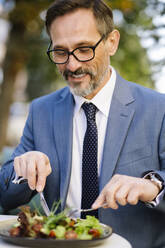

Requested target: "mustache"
[{"left": 63, "top": 68, "right": 94, "bottom": 80}]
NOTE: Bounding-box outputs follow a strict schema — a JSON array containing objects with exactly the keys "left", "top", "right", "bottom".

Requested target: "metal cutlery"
[
  {"left": 12, "top": 175, "right": 51, "bottom": 216},
  {"left": 12, "top": 175, "right": 108, "bottom": 217},
  {"left": 39, "top": 191, "right": 51, "bottom": 216},
  {"left": 67, "top": 202, "right": 108, "bottom": 217}
]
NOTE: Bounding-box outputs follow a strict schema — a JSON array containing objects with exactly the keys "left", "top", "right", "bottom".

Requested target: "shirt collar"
[{"left": 73, "top": 66, "right": 116, "bottom": 117}]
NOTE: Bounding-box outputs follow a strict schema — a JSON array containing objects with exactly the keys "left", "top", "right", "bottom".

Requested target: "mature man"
[{"left": 0, "top": 0, "right": 165, "bottom": 247}]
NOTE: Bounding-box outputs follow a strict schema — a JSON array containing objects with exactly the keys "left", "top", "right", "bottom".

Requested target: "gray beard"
[
  {"left": 69, "top": 81, "right": 97, "bottom": 97},
  {"left": 69, "top": 67, "right": 109, "bottom": 97}
]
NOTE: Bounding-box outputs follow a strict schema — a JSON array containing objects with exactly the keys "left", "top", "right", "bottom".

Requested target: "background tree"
[{"left": 0, "top": 0, "right": 53, "bottom": 151}]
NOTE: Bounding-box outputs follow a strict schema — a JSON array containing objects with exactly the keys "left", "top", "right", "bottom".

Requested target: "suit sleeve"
[
  {"left": 156, "top": 113, "right": 165, "bottom": 180},
  {"left": 0, "top": 102, "right": 37, "bottom": 210},
  {"left": 144, "top": 113, "right": 165, "bottom": 207}
]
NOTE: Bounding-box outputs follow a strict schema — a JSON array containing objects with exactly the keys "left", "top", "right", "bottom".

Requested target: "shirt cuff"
[{"left": 142, "top": 171, "right": 165, "bottom": 208}]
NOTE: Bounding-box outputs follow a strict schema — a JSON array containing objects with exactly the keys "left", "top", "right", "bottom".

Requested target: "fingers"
[
  {"left": 115, "top": 184, "right": 129, "bottom": 206},
  {"left": 127, "top": 188, "right": 139, "bottom": 205},
  {"left": 14, "top": 156, "right": 23, "bottom": 177},
  {"left": 92, "top": 175, "right": 120, "bottom": 210},
  {"left": 36, "top": 158, "right": 52, "bottom": 192},
  {"left": 94, "top": 174, "right": 155, "bottom": 210},
  {"left": 26, "top": 159, "right": 37, "bottom": 190},
  {"left": 14, "top": 151, "right": 52, "bottom": 192},
  {"left": 92, "top": 192, "right": 106, "bottom": 209}
]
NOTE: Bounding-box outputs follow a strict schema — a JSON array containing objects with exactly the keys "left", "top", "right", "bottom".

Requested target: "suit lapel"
[
  {"left": 53, "top": 88, "right": 74, "bottom": 209},
  {"left": 100, "top": 73, "right": 135, "bottom": 190}
]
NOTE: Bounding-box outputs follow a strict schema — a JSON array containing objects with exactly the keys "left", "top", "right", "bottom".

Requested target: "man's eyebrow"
[
  {"left": 76, "top": 40, "right": 94, "bottom": 47},
  {"left": 52, "top": 40, "right": 94, "bottom": 50},
  {"left": 52, "top": 45, "right": 67, "bottom": 50}
]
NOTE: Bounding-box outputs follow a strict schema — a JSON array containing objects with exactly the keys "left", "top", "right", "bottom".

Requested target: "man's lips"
[{"left": 68, "top": 73, "right": 88, "bottom": 82}]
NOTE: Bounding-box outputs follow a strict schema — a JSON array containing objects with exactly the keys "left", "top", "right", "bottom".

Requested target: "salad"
[{"left": 9, "top": 206, "right": 104, "bottom": 240}]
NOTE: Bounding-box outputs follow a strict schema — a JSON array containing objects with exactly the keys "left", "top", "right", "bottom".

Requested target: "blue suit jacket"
[{"left": 1, "top": 73, "right": 165, "bottom": 248}]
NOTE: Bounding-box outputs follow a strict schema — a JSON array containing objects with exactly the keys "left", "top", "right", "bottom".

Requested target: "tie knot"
[{"left": 82, "top": 102, "right": 97, "bottom": 121}]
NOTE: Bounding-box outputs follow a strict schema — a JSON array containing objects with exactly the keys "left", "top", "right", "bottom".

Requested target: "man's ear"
[{"left": 106, "top": 29, "right": 120, "bottom": 56}]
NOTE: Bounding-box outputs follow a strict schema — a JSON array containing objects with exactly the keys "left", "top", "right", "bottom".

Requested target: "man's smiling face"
[{"left": 49, "top": 8, "right": 113, "bottom": 99}]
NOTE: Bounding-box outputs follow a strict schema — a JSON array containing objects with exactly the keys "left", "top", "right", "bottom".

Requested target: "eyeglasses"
[{"left": 47, "top": 35, "right": 105, "bottom": 64}]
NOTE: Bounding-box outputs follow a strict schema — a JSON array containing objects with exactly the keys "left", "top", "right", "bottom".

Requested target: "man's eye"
[
  {"left": 78, "top": 47, "right": 91, "bottom": 53},
  {"left": 54, "top": 50, "right": 66, "bottom": 56}
]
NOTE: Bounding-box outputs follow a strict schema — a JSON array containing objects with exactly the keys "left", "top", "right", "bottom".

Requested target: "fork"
[
  {"left": 12, "top": 175, "right": 51, "bottom": 216},
  {"left": 12, "top": 175, "right": 108, "bottom": 217},
  {"left": 67, "top": 202, "right": 108, "bottom": 217}
]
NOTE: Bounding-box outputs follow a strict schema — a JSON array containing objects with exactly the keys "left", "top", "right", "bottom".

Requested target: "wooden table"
[{"left": 0, "top": 215, "right": 132, "bottom": 248}]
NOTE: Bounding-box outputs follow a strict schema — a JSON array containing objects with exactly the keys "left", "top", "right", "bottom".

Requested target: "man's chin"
[
  {"left": 69, "top": 86, "right": 85, "bottom": 97},
  {"left": 69, "top": 85, "right": 94, "bottom": 97}
]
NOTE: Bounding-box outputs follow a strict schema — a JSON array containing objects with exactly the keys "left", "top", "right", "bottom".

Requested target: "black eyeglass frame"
[{"left": 47, "top": 34, "right": 105, "bottom": 64}]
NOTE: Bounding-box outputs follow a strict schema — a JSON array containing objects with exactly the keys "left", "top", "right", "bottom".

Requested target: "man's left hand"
[{"left": 92, "top": 174, "right": 160, "bottom": 210}]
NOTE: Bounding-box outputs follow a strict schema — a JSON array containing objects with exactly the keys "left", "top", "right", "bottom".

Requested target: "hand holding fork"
[{"left": 12, "top": 175, "right": 108, "bottom": 217}]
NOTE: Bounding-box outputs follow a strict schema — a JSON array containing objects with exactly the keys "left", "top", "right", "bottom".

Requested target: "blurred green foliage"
[
  {"left": 1, "top": 0, "right": 165, "bottom": 100},
  {"left": 2, "top": 0, "right": 164, "bottom": 100},
  {"left": 107, "top": 0, "right": 154, "bottom": 87},
  {"left": 0, "top": 0, "right": 164, "bottom": 150},
  {"left": 2, "top": 0, "right": 165, "bottom": 98}
]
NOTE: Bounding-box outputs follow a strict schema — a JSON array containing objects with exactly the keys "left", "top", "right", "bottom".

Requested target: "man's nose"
[{"left": 65, "top": 54, "right": 82, "bottom": 72}]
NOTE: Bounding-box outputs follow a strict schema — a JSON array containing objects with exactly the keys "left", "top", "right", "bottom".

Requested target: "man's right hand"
[{"left": 14, "top": 151, "right": 52, "bottom": 192}]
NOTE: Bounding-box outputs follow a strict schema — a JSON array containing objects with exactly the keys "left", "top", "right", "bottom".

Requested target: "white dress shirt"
[{"left": 66, "top": 66, "right": 116, "bottom": 217}]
